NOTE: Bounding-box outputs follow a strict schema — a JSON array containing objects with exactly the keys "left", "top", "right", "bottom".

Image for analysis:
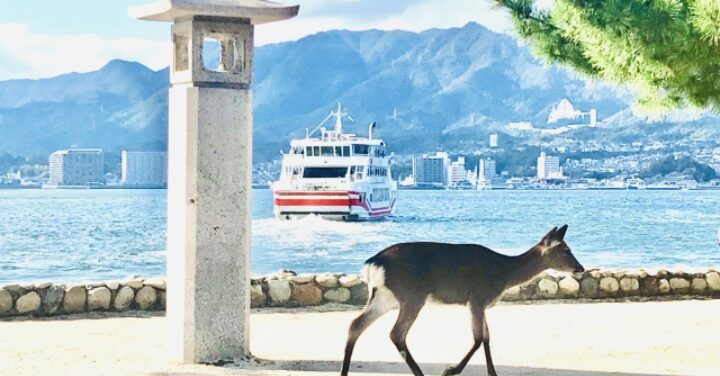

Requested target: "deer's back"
[{"left": 364, "top": 242, "right": 510, "bottom": 305}]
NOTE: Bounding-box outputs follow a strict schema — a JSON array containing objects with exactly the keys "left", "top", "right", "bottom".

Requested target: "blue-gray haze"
[{"left": 0, "top": 23, "right": 717, "bottom": 162}]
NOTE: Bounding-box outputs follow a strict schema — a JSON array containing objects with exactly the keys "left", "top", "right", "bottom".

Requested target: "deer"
[{"left": 340, "top": 225, "right": 584, "bottom": 376}]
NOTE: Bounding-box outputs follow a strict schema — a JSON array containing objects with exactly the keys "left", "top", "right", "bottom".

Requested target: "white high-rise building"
[
  {"left": 48, "top": 148, "right": 104, "bottom": 186},
  {"left": 412, "top": 152, "right": 449, "bottom": 188},
  {"left": 121, "top": 151, "right": 168, "bottom": 187},
  {"left": 489, "top": 133, "right": 498, "bottom": 148},
  {"left": 447, "top": 156, "right": 467, "bottom": 187},
  {"left": 537, "top": 151, "right": 563, "bottom": 179},
  {"left": 478, "top": 158, "right": 497, "bottom": 180}
]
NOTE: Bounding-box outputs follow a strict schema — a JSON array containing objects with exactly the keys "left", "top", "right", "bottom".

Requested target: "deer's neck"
[{"left": 504, "top": 248, "right": 546, "bottom": 288}]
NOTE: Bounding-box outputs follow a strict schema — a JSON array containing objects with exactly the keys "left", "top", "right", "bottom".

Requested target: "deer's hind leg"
[
  {"left": 442, "top": 301, "right": 495, "bottom": 376},
  {"left": 341, "top": 287, "right": 397, "bottom": 376}
]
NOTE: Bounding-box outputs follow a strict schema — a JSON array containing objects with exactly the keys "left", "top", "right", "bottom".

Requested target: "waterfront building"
[
  {"left": 537, "top": 151, "right": 564, "bottom": 180},
  {"left": 479, "top": 157, "right": 497, "bottom": 180},
  {"left": 48, "top": 148, "right": 104, "bottom": 186},
  {"left": 121, "top": 151, "right": 168, "bottom": 187},
  {"left": 489, "top": 133, "right": 498, "bottom": 148},
  {"left": 447, "top": 156, "right": 467, "bottom": 187},
  {"left": 412, "top": 152, "right": 449, "bottom": 188}
]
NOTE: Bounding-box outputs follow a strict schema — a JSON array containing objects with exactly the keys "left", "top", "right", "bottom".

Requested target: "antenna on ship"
[
  {"left": 331, "top": 102, "right": 353, "bottom": 134},
  {"left": 307, "top": 103, "right": 353, "bottom": 139}
]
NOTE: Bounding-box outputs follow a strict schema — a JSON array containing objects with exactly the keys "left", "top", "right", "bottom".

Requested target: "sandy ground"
[{"left": 1, "top": 300, "right": 719, "bottom": 376}]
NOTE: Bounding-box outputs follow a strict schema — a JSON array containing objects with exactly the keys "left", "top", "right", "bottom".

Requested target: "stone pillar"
[{"left": 129, "top": 0, "right": 298, "bottom": 364}]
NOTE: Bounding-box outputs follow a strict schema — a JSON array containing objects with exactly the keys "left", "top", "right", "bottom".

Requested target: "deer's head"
[{"left": 537, "top": 225, "right": 584, "bottom": 273}]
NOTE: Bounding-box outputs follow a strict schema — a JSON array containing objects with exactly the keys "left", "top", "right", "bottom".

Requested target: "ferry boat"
[{"left": 271, "top": 104, "right": 397, "bottom": 220}]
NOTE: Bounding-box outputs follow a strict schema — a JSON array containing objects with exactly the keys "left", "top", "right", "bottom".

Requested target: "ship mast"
[{"left": 331, "top": 102, "right": 353, "bottom": 134}]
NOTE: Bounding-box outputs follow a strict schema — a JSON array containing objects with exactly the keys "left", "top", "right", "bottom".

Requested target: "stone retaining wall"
[{"left": 1, "top": 269, "right": 719, "bottom": 317}]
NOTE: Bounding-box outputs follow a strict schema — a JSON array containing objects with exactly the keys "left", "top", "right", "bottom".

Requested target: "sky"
[{"left": 0, "top": 0, "right": 513, "bottom": 81}]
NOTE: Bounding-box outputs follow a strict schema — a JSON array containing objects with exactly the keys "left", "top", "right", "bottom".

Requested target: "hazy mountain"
[{"left": 0, "top": 22, "right": 716, "bottom": 162}]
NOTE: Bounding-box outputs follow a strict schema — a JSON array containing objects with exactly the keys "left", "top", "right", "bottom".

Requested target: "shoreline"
[{"left": 2, "top": 268, "right": 719, "bottom": 319}]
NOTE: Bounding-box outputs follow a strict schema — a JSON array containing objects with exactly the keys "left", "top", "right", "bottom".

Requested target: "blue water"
[{"left": 1, "top": 189, "right": 719, "bottom": 284}]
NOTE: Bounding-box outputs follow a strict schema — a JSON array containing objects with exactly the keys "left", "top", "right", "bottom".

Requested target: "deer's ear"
[
  {"left": 555, "top": 224, "right": 568, "bottom": 240},
  {"left": 541, "top": 226, "right": 558, "bottom": 245}
]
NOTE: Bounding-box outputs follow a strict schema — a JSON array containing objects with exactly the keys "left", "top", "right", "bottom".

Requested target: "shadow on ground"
[{"left": 152, "top": 359, "right": 675, "bottom": 376}]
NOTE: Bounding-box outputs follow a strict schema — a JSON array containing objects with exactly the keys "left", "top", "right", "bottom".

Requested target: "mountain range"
[{"left": 0, "top": 22, "right": 717, "bottom": 163}]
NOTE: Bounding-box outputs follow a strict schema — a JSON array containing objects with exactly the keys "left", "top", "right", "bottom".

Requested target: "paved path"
[{"left": 1, "top": 300, "right": 719, "bottom": 376}]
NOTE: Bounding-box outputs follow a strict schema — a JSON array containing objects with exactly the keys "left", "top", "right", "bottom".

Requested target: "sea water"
[{"left": 1, "top": 189, "right": 719, "bottom": 284}]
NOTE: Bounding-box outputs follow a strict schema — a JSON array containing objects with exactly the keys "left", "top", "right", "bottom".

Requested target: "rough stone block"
[
  {"left": 324, "top": 287, "right": 350, "bottom": 303},
  {"left": 41, "top": 286, "right": 64, "bottom": 314},
  {"left": 669, "top": 278, "right": 690, "bottom": 293},
  {"left": 705, "top": 272, "right": 720, "bottom": 291},
  {"left": 558, "top": 277, "right": 579, "bottom": 297},
  {"left": 2, "top": 284, "right": 25, "bottom": 298},
  {"left": 16, "top": 292, "right": 41, "bottom": 314},
  {"left": 289, "top": 273, "right": 315, "bottom": 284},
  {"left": 348, "top": 283, "right": 369, "bottom": 305},
  {"left": 619, "top": 278, "right": 639, "bottom": 293},
  {"left": 658, "top": 279, "right": 670, "bottom": 294},
  {"left": 316, "top": 274, "right": 338, "bottom": 288},
  {"left": 339, "top": 275, "right": 361, "bottom": 288},
  {"left": 691, "top": 278, "right": 707, "bottom": 292},
  {"left": 501, "top": 285, "right": 521, "bottom": 301},
  {"left": 87, "top": 287, "right": 112, "bottom": 310},
  {"left": 537, "top": 278, "right": 559, "bottom": 297},
  {"left": 158, "top": 290, "right": 167, "bottom": 309},
  {"left": 291, "top": 284, "right": 322, "bottom": 306},
  {"left": 114, "top": 286, "right": 135, "bottom": 311},
  {"left": 135, "top": 286, "right": 157, "bottom": 309},
  {"left": 612, "top": 271, "right": 626, "bottom": 279},
  {"left": 0, "top": 289, "right": 12, "bottom": 314},
  {"left": 599, "top": 277, "right": 619, "bottom": 294},
  {"left": 268, "top": 279, "right": 291, "bottom": 304},
  {"left": 35, "top": 282, "right": 52, "bottom": 289},
  {"left": 640, "top": 277, "right": 658, "bottom": 295},
  {"left": 580, "top": 277, "right": 598, "bottom": 297},
  {"left": 106, "top": 281, "right": 120, "bottom": 290},
  {"left": 143, "top": 277, "right": 166, "bottom": 290},
  {"left": 124, "top": 278, "right": 144, "bottom": 289},
  {"left": 63, "top": 286, "right": 87, "bottom": 313},
  {"left": 250, "top": 283, "right": 266, "bottom": 307},
  {"left": 265, "top": 270, "right": 296, "bottom": 280}
]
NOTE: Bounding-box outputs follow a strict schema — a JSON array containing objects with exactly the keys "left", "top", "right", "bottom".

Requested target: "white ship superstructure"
[{"left": 272, "top": 104, "right": 397, "bottom": 220}]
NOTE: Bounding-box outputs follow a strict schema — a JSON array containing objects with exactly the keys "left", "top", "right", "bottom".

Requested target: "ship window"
[
  {"left": 306, "top": 146, "right": 313, "bottom": 156},
  {"left": 355, "top": 165, "right": 364, "bottom": 180},
  {"left": 321, "top": 146, "right": 334, "bottom": 156},
  {"left": 334, "top": 146, "right": 341, "bottom": 156},
  {"left": 353, "top": 144, "right": 369, "bottom": 155},
  {"left": 302, "top": 167, "right": 348, "bottom": 179},
  {"left": 343, "top": 146, "right": 350, "bottom": 156},
  {"left": 313, "top": 146, "right": 320, "bottom": 156}
]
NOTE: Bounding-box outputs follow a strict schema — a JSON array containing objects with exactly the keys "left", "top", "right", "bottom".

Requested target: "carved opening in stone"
[
  {"left": 173, "top": 34, "right": 189, "bottom": 72},
  {"left": 202, "top": 34, "right": 245, "bottom": 74},
  {"left": 202, "top": 36, "right": 223, "bottom": 72}
]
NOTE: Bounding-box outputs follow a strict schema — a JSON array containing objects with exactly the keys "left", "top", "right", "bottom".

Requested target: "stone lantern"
[{"left": 128, "top": 0, "right": 298, "bottom": 364}]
